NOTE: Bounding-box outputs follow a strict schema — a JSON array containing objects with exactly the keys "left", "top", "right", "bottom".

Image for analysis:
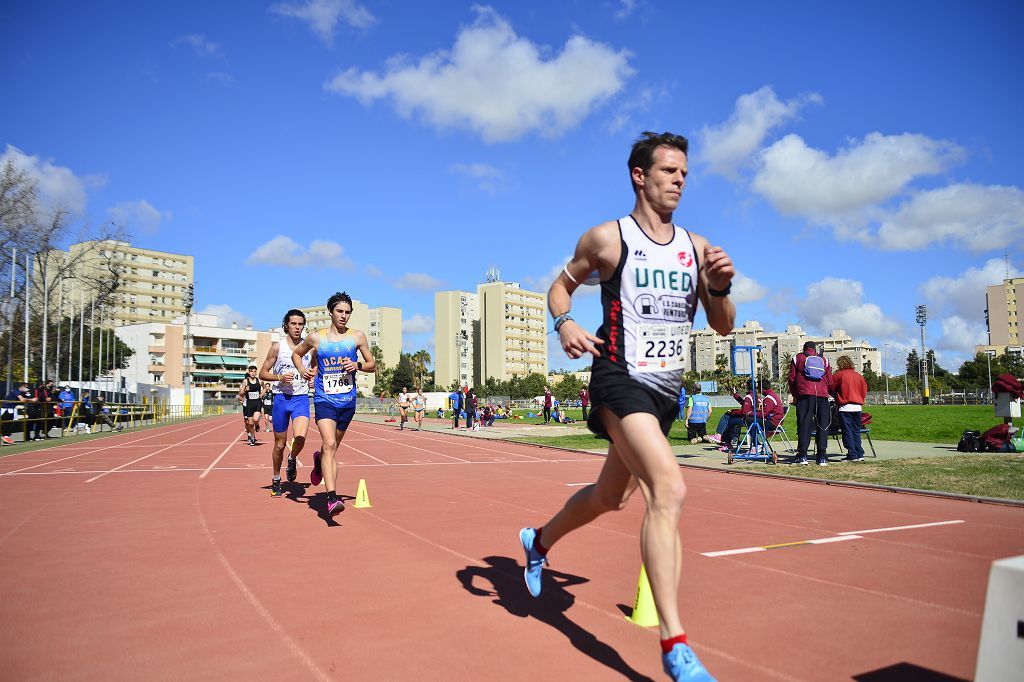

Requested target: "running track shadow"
[
  {"left": 456, "top": 556, "right": 654, "bottom": 682},
  {"left": 853, "top": 663, "right": 968, "bottom": 681},
  {"left": 262, "top": 482, "right": 354, "bottom": 527}
]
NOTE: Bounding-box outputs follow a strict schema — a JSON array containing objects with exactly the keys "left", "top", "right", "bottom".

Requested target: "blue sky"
[{"left": 3, "top": 1, "right": 1023, "bottom": 374}]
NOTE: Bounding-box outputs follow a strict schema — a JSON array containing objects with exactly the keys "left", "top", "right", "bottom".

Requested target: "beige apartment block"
[
  {"left": 297, "top": 300, "right": 402, "bottom": 395},
  {"left": 62, "top": 240, "right": 193, "bottom": 327},
  {"left": 434, "top": 290, "right": 478, "bottom": 389},
  {"left": 477, "top": 280, "right": 548, "bottom": 382},
  {"left": 687, "top": 321, "right": 880, "bottom": 379},
  {"left": 116, "top": 313, "right": 272, "bottom": 398},
  {"left": 985, "top": 278, "right": 1023, "bottom": 348}
]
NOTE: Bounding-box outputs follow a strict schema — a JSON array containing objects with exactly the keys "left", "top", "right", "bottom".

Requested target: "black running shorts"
[
  {"left": 587, "top": 377, "right": 678, "bottom": 441},
  {"left": 243, "top": 401, "right": 262, "bottom": 418}
]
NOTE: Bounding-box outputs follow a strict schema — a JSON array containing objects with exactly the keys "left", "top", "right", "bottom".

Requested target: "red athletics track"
[{"left": 0, "top": 414, "right": 1021, "bottom": 681}]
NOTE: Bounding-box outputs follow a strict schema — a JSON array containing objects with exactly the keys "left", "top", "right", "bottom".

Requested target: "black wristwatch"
[
  {"left": 707, "top": 282, "right": 732, "bottom": 297},
  {"left": 357, "top": 361, "right": 363, "bottom": 370}
]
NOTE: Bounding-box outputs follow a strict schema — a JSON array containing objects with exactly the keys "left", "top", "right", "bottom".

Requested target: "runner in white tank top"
[
  {"left": 517, "top": 132, "right": 736, "bottom": 682},
  {"left": 258, "top": 309, "right": 314, "bottom": 497}
]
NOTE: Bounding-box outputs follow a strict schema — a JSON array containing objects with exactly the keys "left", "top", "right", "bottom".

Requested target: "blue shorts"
[
  {"left": 271, "top": 393, "right": 311, "bottom": 433},
  {"left": 314, "top": 401, "right": 355, "bottom": 431}
]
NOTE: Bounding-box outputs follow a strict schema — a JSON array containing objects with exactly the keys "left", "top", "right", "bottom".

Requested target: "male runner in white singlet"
[
  {"left": 518, "top": 132, "right": 734, "bottom": 681},
  {"left": 259, "top": 309, "right": 314, "bottom": 498}
]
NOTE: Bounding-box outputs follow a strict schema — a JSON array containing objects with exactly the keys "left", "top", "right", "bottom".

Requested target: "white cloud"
[
  {"left": 107, "top": 200, "right": 168, "bottom": 234},
  {"left": 325, "top": 7, "right": 633, "bottom": 142},
  {"left": 699, "top": 86, "right": 821, "bottom": 179},
  {"left": 393, "top": 272, "right": 444, "bottom": 291},
  {"left": 271, "top": 0, "right": 375, "bottom": 45},
  {"left": 450, "top": 162, "right": 504, "bottom": 194},
  {"left": 365, "top": 264, "right": 382, "bottom": 277},
  {"left": 937, "top": 314, "right": 987, "bottom": 357},
  {"left": 874, "top": 183, "right": 1024, "bottom": 251},
  {"left": 200, "top": 304, "right": 253, "bottom": 328},
  {"left": 1, "top": 145, "right": 92, "bottom": 216},
  {"left": 920, "top": 257, "right": 1020, "bottom": 319},
  {"left": 246, "top": 235, "right": 354, "bottom": 270},
  {"left": 614, "top": 0, "right": 639, "bottom": 20},
  {"left": 797, "top": 277, "right": 903, "bottom": 339},
  {"left": 605, "top": 85, "right": 660, "bottom": 135},
  {"left": 403, "top": 313, "right": 433, "bottom": 334},
  {"left": 752, "top": 132, "right": 963, "bottom": 221},
  {"left": 174, "top": 34, "right": 223, "bottom": 58},
  {"left": 730, "top": 271, "right": 768, "bottom": 304}
]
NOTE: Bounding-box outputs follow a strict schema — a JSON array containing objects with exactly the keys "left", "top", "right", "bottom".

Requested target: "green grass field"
[
  {"left": 729, "top": 455, "right": 1024, "bottom": 501},
  {"left": 511, "top": 404, "right": 1004, "bottom": 444}
]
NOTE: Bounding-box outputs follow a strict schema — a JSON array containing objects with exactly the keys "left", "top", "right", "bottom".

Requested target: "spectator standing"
[
  {"left": 466, "top": 388, "right": 477, "bottom": 430},
  {"left": 543, "top": 386, "right": 553, "bottom": 424},
  {"left": 677, "top": 384, "right": 688, "bottom": 421},
  {"left": 788, "top": 341, "right": 834, "bottom": 466},
  {"left": 832, "top": 356, "right": 867, "bottom": 462},
  {"left": 685, "top": 385, "right": 712, "bottom": 444},
  {"left": 58, "top": 385, "right": 76, "bottom": 431},
  {"left": 32, "top": 380, "right": 57, "bottom": 439},
  {"left": 449, "top": 387, "right": 462, "bottom": 429},
  {"left": 1, "top": 382, "right": 32, "bottom": 445},
  {"left": 579, "top": 385, "right": 589, "bottom": 421}
]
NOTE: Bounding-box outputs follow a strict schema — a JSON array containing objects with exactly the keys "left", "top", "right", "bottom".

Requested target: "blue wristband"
[{"left": 553, "top": 313, "right": 573, "bottom": 332}]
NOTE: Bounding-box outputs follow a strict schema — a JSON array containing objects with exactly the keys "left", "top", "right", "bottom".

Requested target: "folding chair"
[{"left": 767, "top": 404, "right": 794, "bottom": 453}]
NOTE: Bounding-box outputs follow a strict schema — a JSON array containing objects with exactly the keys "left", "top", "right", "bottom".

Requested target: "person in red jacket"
[
  {"left": 832, "top": 355, "right": 867, "bottom": 462},
  {"left": 788, "top": 341, "right": 834, "bottom": 466}
]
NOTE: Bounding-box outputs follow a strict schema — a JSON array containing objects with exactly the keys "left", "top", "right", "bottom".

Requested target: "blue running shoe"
[
  {"left": 662, "top": 643, "right": 715, "bottom": 682},
  {"left": 519, "top": 527, "right": 547, "bottom": 597}
]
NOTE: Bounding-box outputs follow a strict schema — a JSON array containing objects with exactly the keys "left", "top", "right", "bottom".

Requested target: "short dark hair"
[
  {"left": 327, "top": 291, "right": 353, "bottom": 313},
  {"left": 282, "top": 309, "right": 306, "bottom": 328},
  {"left": 803, "top": 341, "right": 816, "bottom": 351},
  {"left": 628, "top": 131, "right": 689, "bottom": 193}
]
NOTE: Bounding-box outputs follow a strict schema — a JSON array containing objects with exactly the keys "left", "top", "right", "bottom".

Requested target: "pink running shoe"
[
  {"left": 310, "top": 450, "right": 323, "bottom": 487},
  {"left": 327, "top": 498, "right": 345, "bottom": 516}
]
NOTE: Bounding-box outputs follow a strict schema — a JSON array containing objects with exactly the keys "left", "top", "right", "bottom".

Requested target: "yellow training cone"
[
  {"left": 353, "top": 478, "right": 372, "bottom": 508},
  {"left": 626, "top": 564, "right": 659, "bottom": 627}
]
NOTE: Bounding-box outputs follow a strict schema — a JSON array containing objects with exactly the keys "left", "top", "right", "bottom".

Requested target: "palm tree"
[
  {"left": 370, "top": 345, "right": 385, "bottom": 380},
  {"left": 411, "top": 349, "right": 431, "bottom": 388}
]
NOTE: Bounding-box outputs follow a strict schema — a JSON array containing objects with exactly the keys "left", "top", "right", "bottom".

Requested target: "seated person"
[
  {"left": 481, "top": 405, "right": 496, "bottom": 427},
  {"left": 436, "top": 407, "right": 445, "bottom": 419},
  {"left": 720, "top": 383, "right": 784, "bottom": 451}
]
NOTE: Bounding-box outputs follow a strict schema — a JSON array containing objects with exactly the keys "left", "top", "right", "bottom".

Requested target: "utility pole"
[
  {"left": 184, "top": 283, "right": 194, "bottom": 414},
  {"left": 916, "top": 305, "right": 929, "bottom": 405}
]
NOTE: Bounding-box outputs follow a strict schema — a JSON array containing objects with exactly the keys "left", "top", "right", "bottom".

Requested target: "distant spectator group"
[{"left": 1, "top": 382, "right": 124, "bottom": 446}]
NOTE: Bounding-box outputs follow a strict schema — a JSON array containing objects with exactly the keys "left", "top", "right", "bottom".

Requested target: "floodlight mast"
[{"left": 916, "top": 304, "right": 929, "bottom": 405}]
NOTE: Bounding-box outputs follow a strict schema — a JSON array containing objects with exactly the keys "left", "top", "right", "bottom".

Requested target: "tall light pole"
[
  {"left": 184, "top": 283, "right": 194, "bottom": 413},
  {"left": 985, "top": 350, "right": 995, "bottom": 404},
  {"left": 916, "top": 304, "right": 929, "bottom": 405},
  {"left": 883, "top": 343, "right": 890, "bottom": 400}
]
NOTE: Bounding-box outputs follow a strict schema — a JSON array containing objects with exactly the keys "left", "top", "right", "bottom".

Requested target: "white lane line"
[
  {"left": 702, "top": 519, "right": 965, "bottom": 557},
  {"left": 337, "top": 439, "right": 389, "bottom": 465},
  {"left": 836, "top": 520, "right": 965, "bottom": 535},
  {"left": 86, "top": 423, "right": 227, "bottom": 483},
  {"left": 567, "top": 482, "right": 594, "bottom": 487},
  {"left": 354, "top": 430, "right": 472, "bottom": 463},
  {"left": 199, "top": 431, "right": 248, "bottom": 479}
]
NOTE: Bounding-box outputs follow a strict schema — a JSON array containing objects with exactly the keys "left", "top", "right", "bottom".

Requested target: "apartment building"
[
  {"left": 434, "top": 290, "right": 479, "bottom": 388},
  {"left": 477, "top": 280, "right": 547, "bottom": 382},
  {"left": 979, "top": 277, "right": 1024, "bottom": 357},
  {"left": 297, "top": 300, "right": 402, "bottom": 395},
  {"left": 688, "top": 321, "right": 881, "bottom": 379},
  {"left": 435, "top": 277, "right": 548, "bottom": 389},
  {"left": 116, "top": 313, "right": 272, "bottom": 398},
  {"left": 63, "top": 240, "right": 194, "bottom": 327}
]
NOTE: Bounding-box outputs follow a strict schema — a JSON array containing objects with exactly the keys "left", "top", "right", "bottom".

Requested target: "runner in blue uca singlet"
[{"left": 290, "top": 292, "right": 375, "bottom": 518}]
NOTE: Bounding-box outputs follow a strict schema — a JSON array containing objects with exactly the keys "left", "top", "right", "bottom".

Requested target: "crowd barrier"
[{"left": 0, "top": 400, "right": 222, "bottom": 446}]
